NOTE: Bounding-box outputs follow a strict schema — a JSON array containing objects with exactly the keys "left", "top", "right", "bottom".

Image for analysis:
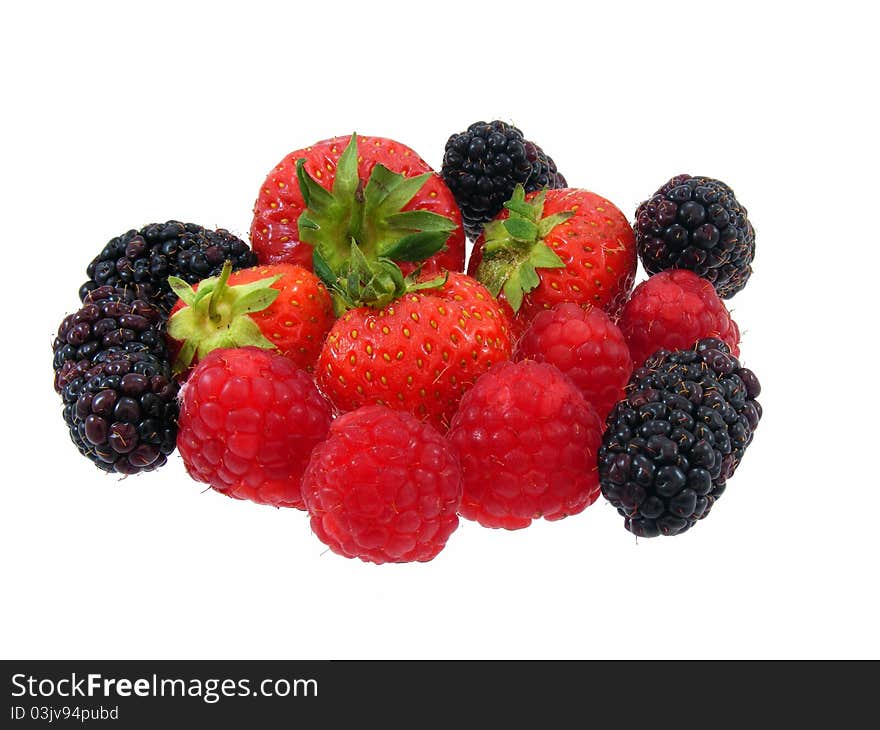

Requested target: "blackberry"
[
  {"left": 599, "top": 338, "right": 762, "bottom": 537},
  {"left": 635, "top": 175, "right": 755, "bottom": 299},
  {"left": 52, "top": 286, "right": 166, "bottom": 387},
  {"left": 60, "top": 350, "right": 179, "bottom": 475},
  {"left": 79, "top": 221, "right": 256, "bottom": 312},
  {"left": 441, "top": 120, "right": 567, "bottom": 240}
]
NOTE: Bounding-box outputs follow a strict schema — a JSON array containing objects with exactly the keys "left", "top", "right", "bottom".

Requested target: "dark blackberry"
[
  {"left": 635, "top": 175, "right": 755, "bottom": 299},
  {"left": 78, "top": 221, "right": 256, "bottom": 312},
  {"left": 52, "top": 286, "right": 166, "bottom": 388},
  {"left": 441, "top": 120, "right": 567, "bottom": 240},
  {"left": 60, "top": 350, "right": 179, "bottom": 475},
  {"left": 54, "top": 346, "right": 150, "bottom": 395},
  {"left": 599, "top": 338, "right": 762, "bottom": 537}
]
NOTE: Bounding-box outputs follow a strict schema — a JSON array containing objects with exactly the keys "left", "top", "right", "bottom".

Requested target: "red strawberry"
[
  {"left": 617, "top": 269, "right": 740, "bottom": 367},
  {"left": 517, "top": 302, "right": 632, "bottom": 421},
  {"left": 251, "top": 133, "right": 465, "bottom": 277},
  {"left": 302, "top": 405, "right": 462, "bottom": 564},
  {"left": 317, "top": 271, "right": 512, "bottom": 432},
  {"left": 468, "top": 185, "right": 637, "bottom": 337},
  {"left": 167, "top": 262, "right": 334, "bottom": 374},
  {"left": 448, "top": 360, "right": 605, "bottom": 530},
  {"left": 177, "top": 347, "right": 332, "bottom": 509}
]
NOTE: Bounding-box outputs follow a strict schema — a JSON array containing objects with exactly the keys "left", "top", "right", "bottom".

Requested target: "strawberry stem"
[
  {"left": 167, "top": 264, "right": 282, "bottom": 373},
  {"left": 207, "top": 261, "right": 233, "bottom": 323}
]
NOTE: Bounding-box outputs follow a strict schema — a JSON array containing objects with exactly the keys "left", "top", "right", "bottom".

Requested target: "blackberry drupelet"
[
  {"left": 55, "top": 345, "right": 150, "bottom": 396},
  {"left": 52, "top": 286, "right": 167, "bottom": 387},
  {"left": 441, "top": 120, "right": 567, "bottom": 240},
  {"left": 635, "top": 175, "right": 755, "bottom": 298},
  {"left": 60, "top": 350, "right": 179, "bottom": 475},
  {"left": 79, "top": 221, "right": 256, "bottom": 312},
  {"left": 599, "top": 338, "right": 762, "bottom": 537}
]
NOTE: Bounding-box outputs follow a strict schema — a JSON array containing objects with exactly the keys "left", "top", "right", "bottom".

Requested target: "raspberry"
[
  {"left": 618, "top": 270, "right": 740, "bottom": 367},
  {"left": 517, "top": 303, "right": 633, "bottom": 420},
  {"left": 177, "top": 347, "right": 332, "bottom": 509},
  {"left": 447, "top": 360, "right": 604, "bottom": 530},
  {"left": 302, "top": 405, "right": 462, "bottom": 564}
]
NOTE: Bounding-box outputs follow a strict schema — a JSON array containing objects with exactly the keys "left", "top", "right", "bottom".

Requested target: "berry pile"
[{"left": 52, "top": 125, "right": 762, "bottom": 562}]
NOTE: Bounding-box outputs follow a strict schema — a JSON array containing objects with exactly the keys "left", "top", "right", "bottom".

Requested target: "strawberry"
[
  {"left": 468, "top": 185, "right": 637, "bottom": 337},
  {"left": 250, "top": 133, "right": 465, "bottom": 277},
  {"left": 166, "top": 262, "right": 334, "bottom": 374},
  {"left": 317, "top": 271, "right": 512, "bottom": 432},
  {"left": 280, "top": 136, "right": 512, "bottom": 429}
]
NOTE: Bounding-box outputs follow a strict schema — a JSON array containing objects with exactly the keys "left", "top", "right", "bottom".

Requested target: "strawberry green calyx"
[
  {"left": 475, "top": 185, "right": 574, "bottom": 312},
  {"left": 167, "top": 261, "right": 281, "bottom": 372},
  {"left": 296, "top": 133, "right": 457, "bottom": 307},
  {"left": 321, "top": 241, "right": 447, "bottom": 315}
]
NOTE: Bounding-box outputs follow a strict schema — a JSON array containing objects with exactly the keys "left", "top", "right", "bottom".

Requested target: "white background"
[{"left": 2, "top": 1, "right": 877, "bottom": 659}]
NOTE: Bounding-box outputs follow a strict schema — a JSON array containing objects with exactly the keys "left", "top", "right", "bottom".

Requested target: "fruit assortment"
[{"left": 51, "top": 122, "right": 762, "bottom": 563}]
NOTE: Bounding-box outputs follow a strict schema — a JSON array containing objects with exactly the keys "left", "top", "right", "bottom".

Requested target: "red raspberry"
[
  {"left": 618, "top": 269, "right": 740, "bottom": 367},
  {"left": 302, "top": 405, "right": 462, "bottom": 564},
  {"left": 177, "top": 347, "right": 332, "bottom": 509},
  {"left": 517, "top": 303, "right": 632, "bottom": 421},
  {"left": 448, "top": 360, "right": 604, "bottom": 530}
]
